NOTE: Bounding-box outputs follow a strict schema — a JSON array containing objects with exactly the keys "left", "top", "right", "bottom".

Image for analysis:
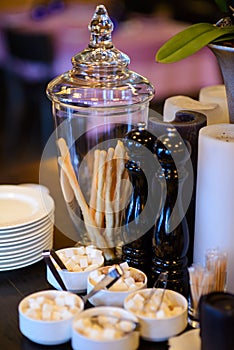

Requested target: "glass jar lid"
[{"left": 46, "top": 4, "right": 155, "bottom": 108}]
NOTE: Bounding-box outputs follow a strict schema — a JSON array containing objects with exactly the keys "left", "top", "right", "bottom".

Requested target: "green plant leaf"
[
  {"left": 214, "top": 33, "right": 234, "bottom": 42},
  {"left": 156, "top": 23, "right": 234, "bottom": 63}
]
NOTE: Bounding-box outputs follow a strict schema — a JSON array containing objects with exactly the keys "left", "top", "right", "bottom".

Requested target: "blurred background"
[{"left": 0, "top": 0, "right": 223, "bottom": 168}]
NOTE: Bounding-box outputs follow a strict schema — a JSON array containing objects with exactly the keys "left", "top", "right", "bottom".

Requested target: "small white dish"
[
  {"left": 87, "top": 264, "right": 147, "bottom": 307},
  {"left": 71, "top": 306, "right": 140, "bottom": 350},
  {"left": 124, "top": 288, "right": 188, "bottom": 342},
  {"left": 46, "top": 246, "right": 104, "bottom": 293},
  {"left": 168, "top": 329, "right": 201, "bottom": 350},
  {"left": 18, "top": 290, "right": 84, "bottom": 345}
]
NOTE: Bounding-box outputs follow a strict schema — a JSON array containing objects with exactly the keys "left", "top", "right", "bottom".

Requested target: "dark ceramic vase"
[
  {"left": 149, "top": 111, "right": 207, "bottom": 266},
  {"left": 209, "top": 43, "right": 234, "bottom": 123},
  {"left": 167, "top": 111, "right": 207, "bottom": 265}
]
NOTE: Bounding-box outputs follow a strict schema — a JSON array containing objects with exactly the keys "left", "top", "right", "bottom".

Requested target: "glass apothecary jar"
[{"left": 46, "top": 5, "right": 155, "bottom": 261}]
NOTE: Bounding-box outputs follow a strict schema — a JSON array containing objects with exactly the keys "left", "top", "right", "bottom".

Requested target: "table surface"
[{"left": 0, "top": 158, "right": 176, "bottom": 350}]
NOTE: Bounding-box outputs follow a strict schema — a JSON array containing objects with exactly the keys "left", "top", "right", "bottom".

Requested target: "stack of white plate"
[{"left": 0, "top": 185, "right": 55, "bottom": 271}]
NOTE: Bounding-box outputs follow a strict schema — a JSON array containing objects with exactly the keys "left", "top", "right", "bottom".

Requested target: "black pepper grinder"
[
  {"left": 121, "top": 122, "right": 158, "bottom": 277},
  {"left": 151, "top": 127, "right": 190, "bottom": 297}
]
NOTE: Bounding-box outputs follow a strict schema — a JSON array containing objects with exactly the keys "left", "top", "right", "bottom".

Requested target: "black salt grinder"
[
  {"left": 121, "top": 122, "right": 158, "bottom": 277},
  {"left": 151, "top": 126, "right": 190, "bottom": 297}
]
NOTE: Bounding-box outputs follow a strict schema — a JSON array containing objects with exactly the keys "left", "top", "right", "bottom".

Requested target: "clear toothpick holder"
[
  {"left": 205, "top": 248, "right": 228, "bottom": 292},
  {"left": 188, "top": 265, "right": 215, "bottom": 328}
]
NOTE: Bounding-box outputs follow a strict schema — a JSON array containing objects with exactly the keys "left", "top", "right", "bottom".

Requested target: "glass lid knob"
[
  {"left": 47, "top": 4, "right": 154, "bottom": 106},
  {"left": 88, "top": 4, "right": 114, "bottom": 49},
  {"left": 72, "top": 4, "right": 130, "bottom": 72}
]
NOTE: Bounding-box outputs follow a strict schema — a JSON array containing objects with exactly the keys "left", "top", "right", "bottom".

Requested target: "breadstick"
[
  {"left": 95, "top": 150, "right": 106, "bottom": 228},
  {"left": 104, "top": 147, "right": 115, "bottom": 246},
  {"left": 120, "top": 167, "right": 132, "bottom": 210},
  {"left": 57, "top": 137, "right": 70, "bottom": 158},
  {"left": 59, "top": 164, "right": 77, "bottom": 213},
  {"left": 60, "top": 166, "right": 75, "bottom": 206},
  {"left": 89, "top": 149, "right": 100, "bottom": 219},
  {"left": 113, "top": 140, "right": 126, "bottom": 227}
]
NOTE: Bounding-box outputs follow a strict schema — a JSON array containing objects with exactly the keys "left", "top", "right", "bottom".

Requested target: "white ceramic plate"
[
  {"left": 168, "top": 329, "right": 201, "bottom": 350},
  {"left": 19, "top": 183, "right": 50, "bottom": 194},
  {"left": 0, "top": 234, "right": 53, "bottom": 260},
  {"left": 0, "top": 231, "right": 53, "bottom": 257},
  {"left": 0, "top": 219, "right": 53, "bottom": 242},
  {"left": 0, "top": 212, "right": 54, "bottom": 235},
  {"left": 0, "top": 185, "right": 54, "bottom": 229},
  {"left": 0, "top": 220, "right": 53, "bottom": 245},
  {"left": 0, "top": 253, "right": 45, "bottom": 271},
  {"left": 0, "top": 238, "right": 53, "bottom": 270},
  {"left": 0, "top": 227, "right": 53, "bottom": 249}
]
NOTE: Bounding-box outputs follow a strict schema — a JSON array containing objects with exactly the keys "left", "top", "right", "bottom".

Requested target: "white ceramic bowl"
[
  {"left": 46, "top": 246, "right": 104, "bottom": 293},
  {"left": 86, "top": 264, "right": 147, "bottom": 307},
  {"left": 71, "top": 306, "right": 140, "bottom": 350},
  {"left": 18, "top": 290, "right": 84, "bottom": 345},
  {"left": 124, "top": 288, "right": 188, "bottom": 342}
]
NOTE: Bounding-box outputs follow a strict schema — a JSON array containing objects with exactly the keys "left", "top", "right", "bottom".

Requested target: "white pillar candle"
[
  {"left": 194, "top": 124, "right": 234, "bottom": 293},
  {"left": 199, "top": 84, "right": 229, "bottom": 123},
  {"left": 163, "top": 95, "right": 221, "bottom": 124}
]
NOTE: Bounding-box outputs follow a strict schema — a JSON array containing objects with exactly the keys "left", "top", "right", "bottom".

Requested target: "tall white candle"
[
  {"left": 163, "top": 95, "right": 221, "bottom": 124},
  {"left": 194, "top": 124, "right": 234, "bottom": 293},
  {"left": 199, "top": 84, "right": 229, "bottom": 123}
]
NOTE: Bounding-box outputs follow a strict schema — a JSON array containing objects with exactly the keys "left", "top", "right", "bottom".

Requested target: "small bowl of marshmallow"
[
  {"left": 18, "top": 290, "right": 84, "bottom": 345},
  {"left": 124, "top": 288, "right": 188, "bottom": 342},
  {"left": 71, "top": 306, "right": 140, "bottom": 350},
  {"left": 86, "top": 262, "right": 147, "bottom": 307},
  {"left": 46, "top": 245, "right": 104, "bottom": 293}
]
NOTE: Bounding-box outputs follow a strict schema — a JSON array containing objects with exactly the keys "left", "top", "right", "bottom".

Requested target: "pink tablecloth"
[{"left": 0, "top": 4, "right": 222, "bottom": 100}]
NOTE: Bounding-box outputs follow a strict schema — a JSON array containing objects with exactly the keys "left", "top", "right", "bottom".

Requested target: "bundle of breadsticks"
[{"left": 57, "top": 137, "right": 131, "bottom": 260}]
